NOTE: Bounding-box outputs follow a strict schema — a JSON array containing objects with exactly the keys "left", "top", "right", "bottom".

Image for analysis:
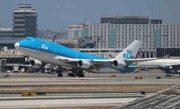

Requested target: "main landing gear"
[
  {"left": 68, "top": 68, "right": 85, "bottom": 77},
  {"left": 56, "top": 67, "right": 84, "bottom": 78},
  {"left": 164, "top": 70, "right": 173, "bottom": 75},
  {"left": 57, "top": 68, "right": 63, "bottom": 77}
]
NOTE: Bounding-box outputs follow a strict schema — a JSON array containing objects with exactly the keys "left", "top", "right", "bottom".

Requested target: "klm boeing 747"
[{"left": 14, "top": 37, "right": 156, "bottom": 77}]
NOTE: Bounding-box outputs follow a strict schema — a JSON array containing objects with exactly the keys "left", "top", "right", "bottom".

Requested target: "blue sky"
[{"left": 0, "top": 0, "right": 180, "bottom": 30}]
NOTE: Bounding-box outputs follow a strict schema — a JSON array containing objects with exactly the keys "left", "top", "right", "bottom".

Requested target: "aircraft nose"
[{"left": 14, "top": 42, "right": 19, "bottom": 49}]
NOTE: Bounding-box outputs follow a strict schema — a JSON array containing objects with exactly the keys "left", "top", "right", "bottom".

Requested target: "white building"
[
  {"left": 68, "top": 24, "right": 84, "bottom": 39},
  {"left": 68, "top": 22, "right": 180, "bottom": 58},
  {"left": 69, "top": 23, "right": 180, "bottom": 49}
]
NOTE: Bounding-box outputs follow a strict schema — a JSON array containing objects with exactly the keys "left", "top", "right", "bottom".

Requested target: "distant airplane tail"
[{"left": 115, "top": 40, "right": 142, "bottom": 60}]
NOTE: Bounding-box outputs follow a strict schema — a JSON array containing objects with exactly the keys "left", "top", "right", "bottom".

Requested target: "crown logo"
[
  {"left": 126, "top": 49, "right": 132, "bottom": 54},
  {"left": 41, "top": 44, "right": 48, "bottom": 50}
]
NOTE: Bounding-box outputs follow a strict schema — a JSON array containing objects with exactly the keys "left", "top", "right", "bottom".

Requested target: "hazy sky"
[{"left": 0, "top": 0, "right": 180, "bottom": 30}]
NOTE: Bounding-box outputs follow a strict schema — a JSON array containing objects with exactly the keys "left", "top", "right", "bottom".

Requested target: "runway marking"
[{"left": 40, "top": 104, "right": 46, "bottom": 107}]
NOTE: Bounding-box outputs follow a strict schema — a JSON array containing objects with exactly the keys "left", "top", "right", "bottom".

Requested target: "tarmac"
[{"left": 0, "top": 69, "right": 179, "bottom": 109}]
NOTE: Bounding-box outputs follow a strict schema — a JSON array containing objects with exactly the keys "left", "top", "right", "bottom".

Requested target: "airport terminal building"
[
  {"left": 68, "top": 16, "right": 180, "bottom": 58},
  {"left": 0, "top": 4, "right": 37, "bottom": 71}
]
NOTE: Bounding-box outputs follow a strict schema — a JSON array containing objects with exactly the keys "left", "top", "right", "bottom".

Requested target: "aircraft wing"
[
  {"left": 54, "top": 56, "right": 112, "bottom": 63},
  {"left": 90, "top": 58, "right": 158, "bottom": 64},
  {"left": 54, "top": 56, "right": 157, "bottom": 68},
  {"left": 125, "top": 58, "right": 157, "bottom": 63},
  {"left": 54, "top": 56, "right": 80, "bottom": 62},
  {"left": 54, "top": 56, "right": 113, "bottom": 69}
]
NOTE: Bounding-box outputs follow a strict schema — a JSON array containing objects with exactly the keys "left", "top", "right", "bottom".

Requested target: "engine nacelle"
[
  {"left": 112, "top": 60, "right": 127, "bottom": 68},
  {"left": 161, "top": 66, "right": 173, "bottom": 70},
  {"left": 30, "top": 59, "right": 42, "bottom": 68},
  {"left": 77, "top": 60, "right": 92, "bottom": 69}
]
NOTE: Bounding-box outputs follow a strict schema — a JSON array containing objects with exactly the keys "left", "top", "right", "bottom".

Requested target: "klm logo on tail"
[
  {"left": 123, "top": 49, "right": 134, "bottom": 59},
  {"left": 126, "top": 49, "right": 132, "bottom": 54}
]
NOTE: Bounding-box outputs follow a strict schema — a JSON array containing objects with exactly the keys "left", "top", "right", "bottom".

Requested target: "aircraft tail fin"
[
  {"left": 115, "top": 40, "right": 142, "bottom": 60},
  {"left": 53, "top": 34, "right": 57, "bottom": 42}
]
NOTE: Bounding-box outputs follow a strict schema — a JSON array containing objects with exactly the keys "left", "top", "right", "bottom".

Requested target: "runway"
[
  {"left": 0, "top": 69, "right": 179, "bottom": 109},
  {"left": 0, "top": 98, "right": 137, "bottom": 109}
]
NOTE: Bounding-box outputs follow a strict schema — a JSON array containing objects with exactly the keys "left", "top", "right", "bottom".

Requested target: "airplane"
[
  {"left": 14, "top": 36, "right": 156, "bottom": 77},
  {"left": 135, "top": 56, "right": 180, "bottom": 74}
]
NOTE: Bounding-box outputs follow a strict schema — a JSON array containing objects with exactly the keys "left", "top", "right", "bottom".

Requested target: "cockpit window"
[{"left": 25, "top": 37, "right": 30, "bottom": 40}]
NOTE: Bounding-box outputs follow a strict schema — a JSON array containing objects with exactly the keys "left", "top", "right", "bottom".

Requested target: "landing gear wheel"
[
  {"left": 78, "top": 69, "right": 85, "bottom": 77},
  {"left": 57, "top": 69, "right": 63, "bottom": 77},
  {"left": 78, "top": 73, "right": 84, "bottom": 77},
  {"left": 67, "top": 73, "right": 71, "bottom": 76},
  {"left": 58, "top": 73, "right": 63, "bottom": 77},
  {"left": 42, "top": 69, "right": 45, "bottom": 73},
  {"left": 76, "top": 73, "right": 79, "bottom": 76},
  {"left": 71, "top": 73, "right": 76, "bottom": 77}
]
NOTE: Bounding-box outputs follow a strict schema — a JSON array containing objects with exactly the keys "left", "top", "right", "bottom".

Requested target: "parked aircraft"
[
  {"left": 14, "top": 37, "right": 156, "bottom": 77},
  {"left": 136, "top": 58, "right": 180, "bottom": 74}
]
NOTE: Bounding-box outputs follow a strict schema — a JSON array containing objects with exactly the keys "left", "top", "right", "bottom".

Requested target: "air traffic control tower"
[{"left": 13, "top": 4, "right": 37, "bottom": 38}]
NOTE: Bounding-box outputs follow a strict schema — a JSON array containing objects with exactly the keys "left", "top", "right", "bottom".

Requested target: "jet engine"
[
  {"left": 77, "top": 60, "right": 92, "bottom": 69},
  {"left": 161, "top": 66, "right": 173, "bottom": 70},
  {"left": 30, "top": 59, "right": 43, "bottom": 68},
  {"left": 112, "top": 60, "right": 127, "bottom": 68}
]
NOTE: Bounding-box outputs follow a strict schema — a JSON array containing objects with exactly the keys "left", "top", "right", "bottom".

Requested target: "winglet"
[{"left": 115, "top": 40, "right": 142, "bottom": 60}]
